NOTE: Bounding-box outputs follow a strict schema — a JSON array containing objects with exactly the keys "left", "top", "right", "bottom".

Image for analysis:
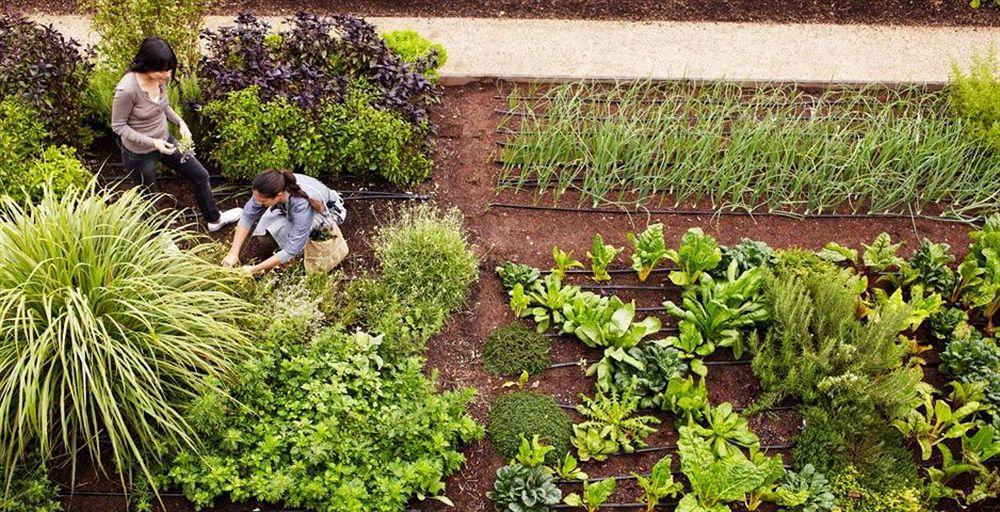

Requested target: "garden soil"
[
  {"left": 61, "top": 82, "right": 996, "bottom": 511},
  {"left": 9, "top": 0, "right": 1000, "bottom": 26}
]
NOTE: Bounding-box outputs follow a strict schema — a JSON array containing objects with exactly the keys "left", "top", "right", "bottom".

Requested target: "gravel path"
[{"left": 29, "top": 14, "right": 1000, "bottom": 84}]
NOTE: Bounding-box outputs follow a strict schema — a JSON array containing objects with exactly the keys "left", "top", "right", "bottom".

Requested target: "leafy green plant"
[
  {"left": 930, "top": 307, "right": 969, "bottom": 340},
  {"left": 0, "top": 98, "right": 89, "bottom": 203},
  {"left": 893, "top": 386, "right": 984, "bottom": 460},
  {"left": 576, "top": 300, "right": 661, "bottom": 352},
  {"left": 676, "top": 425, "right": 784, "bottom": 512},
  {"left": 664, "top": 262, "right": 769, "bottom": 359},
  {"left": 553, "top": 452, "right": 588, "bottom": 481},
  {"left": 563, "top": 478, "right": 616, "bottom": 512},
  {"left": 0, "top": 185, "right": 251, "bottom": 491},
  {"left": 484, "top": 323, "right": 552, "bottom": 376},
  {"left": 901, "top": 239, "right": 956, "bottom": 296},
  {"left": 490, "top": 463, "right": 562, "bottom": 512},
  {"left": 816, "top": 242, "right": 858, "bottom": 264},
  {"left": 0, "top": 456, "right": 61, "bottom": 512},
  {"left": 497, "top": 261, "right": 542, "bottom": 290},
  {"left": 961, "top": 215, "right": 1000, "bottom": 334},
  {"left": 587, "top": 233, "right": 624, "bottom": 282},
  {"left": 688, "top": 402, "right": 760, "bottom": 458},
  {"left": 551, "top": 246, "right": 584, "bottom": 279},
  {"left": 352, "top": 204, "right": 478, "bottom": 356},
  {"left": 522, "top": 274, "right": 581, "bottom": 332},
  {"left": 596, "top": 340, "right": 688, "bottom": 409},
  {"left": 382, "top": 29, "right": 448, "bottom": 78},
  {"left": 666, "top": 228, "right": 723, "bottom": 287},
  {"left": 940, "top": 328, "right": 1000, "bottom": 421},
  {"left": 634, "top": 456, "right": 684, "bottom": 512},
  {"left": 168, "top": 329, "right": 482, "bottom": 511},
  {"left": 515, "top": 434, "right": 556, "bottom": 467},
  {"left": 779, "top": 464, "right": 835, "bottom": 512},
  {"left": 711, "top": 239, "right": 775, "bottom": 279},
  {"left": 629, "top": 223, "right": 667, "bottom": 282},
  {"left": 663, "top": 376, "right": 710, "bottom": 425},
  {"left": 489, "top": 391, "right": 573, "bottom": 465},
  {"left": 862, "top": 232, "right": 905, "bottom": 273},
  {"left": 572, "top": 388, "right": 659, "bottom": 461}
]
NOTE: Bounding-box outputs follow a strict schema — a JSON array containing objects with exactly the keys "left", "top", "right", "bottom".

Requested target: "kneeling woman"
[{"left": 222, "top": 169, "right": 346, "bottom": 274}]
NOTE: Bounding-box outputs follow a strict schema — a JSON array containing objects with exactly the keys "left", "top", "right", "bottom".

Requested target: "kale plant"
[{"left": 489, "top": 463, "right": 562, "bottom": 512}]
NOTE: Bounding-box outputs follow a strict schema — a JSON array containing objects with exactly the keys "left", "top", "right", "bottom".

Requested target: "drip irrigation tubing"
[
  {"left": 554, "top": 503, "right": 673, "bottom": 509},
  {"left": 632, "top": 442, "right": 796, "bottom": 455},
  {"left": 487, "top": 202, "right": 974, "bottom": 225},
  {"left": 578, "top": 284, "right": 672, "bottom": 291},
  {"left": 555, "top": 402, "right": 797, "bottom": 415},
  {"left": 555, "top": 463, "right": 796, "bottom": 483}
]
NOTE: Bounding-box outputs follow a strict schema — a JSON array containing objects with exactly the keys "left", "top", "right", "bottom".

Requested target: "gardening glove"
[
  {"left": 179, "top": 122, "right": 192, "bottom": 142},
  {"left": 153, "top": 139, "right": 176, "bottom": 155}
]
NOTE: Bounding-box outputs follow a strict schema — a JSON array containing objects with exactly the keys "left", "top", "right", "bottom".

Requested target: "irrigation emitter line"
[
  {"left": 487, "top": 202, "right": 975, "bottom": 225},
  {"left": 555, "top": 402, "right": 798, "bottom": 415},
  {"left": 544, "top": 357, "right": 760, "bottom": 371},
  {"left": 632, "top": 442, "right": 796, "bottom": 455},
  {"left": 554, "top": 463, "right": 796, "bottom": 483}
]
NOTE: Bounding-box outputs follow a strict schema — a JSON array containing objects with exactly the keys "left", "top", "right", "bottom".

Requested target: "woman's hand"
[
  {"left": 153, "top": 139, "right": 176, "bottom": 155},
  {"left": 221, "top": 252, "right": 240, "bottom": 268}
]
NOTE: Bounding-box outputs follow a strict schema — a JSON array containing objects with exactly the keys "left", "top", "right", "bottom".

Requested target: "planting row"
[
  {"left": 483, "top": 217, "right": 1000, "bottom": 511},
  {"left": 1, "top": 7, "right": 447, "bottom": 205},
  {"left": 497, "top": 74, "right": 1000, "bottom": 221}
]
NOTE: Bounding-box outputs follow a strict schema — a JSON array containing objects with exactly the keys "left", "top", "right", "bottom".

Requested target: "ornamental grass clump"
[{"left": 0, "top": 185, "right": 251, "bottom": 489}]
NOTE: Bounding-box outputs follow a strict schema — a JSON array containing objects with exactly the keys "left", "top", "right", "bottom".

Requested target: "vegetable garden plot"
[
  {"left": 495, "top": 81, "right": 1000, "bottom": 222},
  {"left": 486, "top": 221, "right": 1000, "bottom": 512}
]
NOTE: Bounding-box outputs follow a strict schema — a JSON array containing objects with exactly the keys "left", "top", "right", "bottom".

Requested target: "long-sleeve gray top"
[
  {"left": 111, "top": 72, "right": 183, "bottom": 154},
  {"left": 238, "top": 174, "right": 336, "bottom": 263}
]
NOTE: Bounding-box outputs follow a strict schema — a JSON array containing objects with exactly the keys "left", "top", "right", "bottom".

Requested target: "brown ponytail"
[{"left": 252, "top": 169, "right": 325, "bottom": 212}]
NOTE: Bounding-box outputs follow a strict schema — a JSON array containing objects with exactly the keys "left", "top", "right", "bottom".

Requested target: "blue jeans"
[{"left": 120, "top": 136, "right": 221, "bottom": 223}]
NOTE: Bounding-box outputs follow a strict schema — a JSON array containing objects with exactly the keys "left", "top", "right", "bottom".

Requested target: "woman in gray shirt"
[
  {"left": 111, "top": 37, "right": 241, "bottom": 231},
  {"left": 222, "top": 169, "right": 346, "bottom": 274}
]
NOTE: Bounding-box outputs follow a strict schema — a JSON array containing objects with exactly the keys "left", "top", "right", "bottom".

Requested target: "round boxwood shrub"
[
  {"left": 483, "top": 322, "right": 551, "bottom": 376},
  {"left": 488, "top": 391, "right": 572, "bottom": 464}
]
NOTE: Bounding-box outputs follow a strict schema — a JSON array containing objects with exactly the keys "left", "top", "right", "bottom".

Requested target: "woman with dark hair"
[
  {"left": 222, "top": 169, "right": 346, "bottom": 274},
  {"left": 111, "top": 37, "right": 241, "bottom": 231}
]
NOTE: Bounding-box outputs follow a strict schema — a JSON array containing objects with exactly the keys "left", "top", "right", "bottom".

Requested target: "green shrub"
[
  {"left": 749, "top": 266, "right": 921, "bottom": 419},
  {"left": 383, "top": 29, "right": 447, "bottom": 78},
  {"left": 0, "top": 98, "right": 90, "bottom": 202},
  {"left": 200, "top": 87, "right": 310, "bottom": 179},
  {"left": 829, "top": 466, "right": 922, "bottom": 512},
  {"left": 483, "top": 322, "right": 552, "bottom": 376},
  {"left": 0, "top": 456, "right": 61, "bottom": 512},
  {"left": 317, "top": 88, "right": 434, "bottom": 186},
  {"left": 0, "top": 185, "right": 251, "bottom": 489},
  {"left": 353, "top": 204, "right": 478, "bottom": 356},
  {"left": 488, "top": 391, "right": 572, "bottom": 465},
  {"left": 83, "top": 0, "right": 211, "bottom": 74},
  {"left": 950, "top": 49, "right": 1000, "bottom": 153},
  {"left": 166, "top": 328, "right": 482, "bottom": 511}
]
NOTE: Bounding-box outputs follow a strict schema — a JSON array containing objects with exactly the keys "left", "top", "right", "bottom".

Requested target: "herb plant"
[
  {"left": 488, "top": 391, "right": 573, "bottom": 465},
  {"left": 484, "top": 323, "right": 552, "bottom": 376}
]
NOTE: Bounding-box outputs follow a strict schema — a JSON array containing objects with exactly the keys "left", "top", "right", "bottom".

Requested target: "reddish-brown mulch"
[
  {"left": 59, "top": 82, "right": 996, "bottom": 511},
  {"left": 6, "top": 0, "right": 1000, "bottom": 26}
]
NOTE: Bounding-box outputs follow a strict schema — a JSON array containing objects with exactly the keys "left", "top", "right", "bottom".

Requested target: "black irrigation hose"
[
  {"left": 543, "top": 267, "right": 675, "bottom": 275},
  {"left": 578, "top": 284, "right": 672, "bottom": 291},
  {"left": 545, "top": 357, "right": 760, "bottom": 371},
  {"left": 556, "top": 402, "right": 797, "bottom": 415},
  {"left": 554, "top": 463, "right": 795, "bottom": 483},
  {"left": 57, "top": 491, "right": 186, "bottom": 498},
  {"left": 487, "top": 202, "right": 974, "bottom": 225},
  {"left": 554, "top": 503, "right": 673, "bottom": 509},
  {"left": 632, "top": 442, "right": 796, "bottom": 455}
]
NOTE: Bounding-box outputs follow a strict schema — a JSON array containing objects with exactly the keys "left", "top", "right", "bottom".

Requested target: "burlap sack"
[{"left": 304, "top": 224, "right": 349, "bottom": 273}]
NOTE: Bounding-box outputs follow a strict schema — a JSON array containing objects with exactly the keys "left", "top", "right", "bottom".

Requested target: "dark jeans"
[{"left": 121, "top": 136, "right": 221, "bottom": 223}]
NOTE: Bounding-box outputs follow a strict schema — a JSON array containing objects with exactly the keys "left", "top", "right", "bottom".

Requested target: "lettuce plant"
[
  {"left": 588, "top": 233, "right": 623, "bottom": 282},
  {"left": 552, "top": 246, "right": 584, "bottom": 279},
  {"left": 553, "top": 452, "right": 588, "bottom": 481},
  {"left": 666, "top": 228, "right": 722, "bottom": 287},
  {"left": 663, "top": 376, "right": 710, "bottom": 425},
  {"left": 629, "top": 223, "right": 667, "bottom": 282}
]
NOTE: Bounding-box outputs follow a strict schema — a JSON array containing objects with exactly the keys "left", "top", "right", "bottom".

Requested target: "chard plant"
[
  {"left": 629, "top": 223, "right": 667, "bottom": 282},
  {"left": 666, "top": 228, "right": 722, "bottom": 287},
  {"left": 663, "top": 375, "right": 710, "bottom": 425},
  {"left": 552, "top": 246, "right": 584, "bottom": 279},
  {"left": 961, "top": 214, "right": 1000, "bottom": 334},
  {"left": 816, "top": 242, "right": 857, "bottom": 264},
  {"left": 862, "top": 232, "right": 905, "bottom": 274},
  {"left": 893, "top": 386, "right": 984, "bottom": 461},
  {"left": 553, "top": 452, "right": 588, "bottom": 481},
  {"left": 634, "top": 456, "right": 684, "bottom": 512},
  {"left": 587, "top": 233, "right": 623, "bottom": 282},
  {"left": 563, "top": 478, "right": 616, "bottom": 512}
]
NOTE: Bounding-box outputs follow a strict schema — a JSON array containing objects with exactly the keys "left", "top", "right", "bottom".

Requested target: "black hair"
[
  {"left": 127, "top": 37, "right": 178, "bottom": 73},
  {"left": 252, "top": 169, "right": 325, "bottom": 213}
]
